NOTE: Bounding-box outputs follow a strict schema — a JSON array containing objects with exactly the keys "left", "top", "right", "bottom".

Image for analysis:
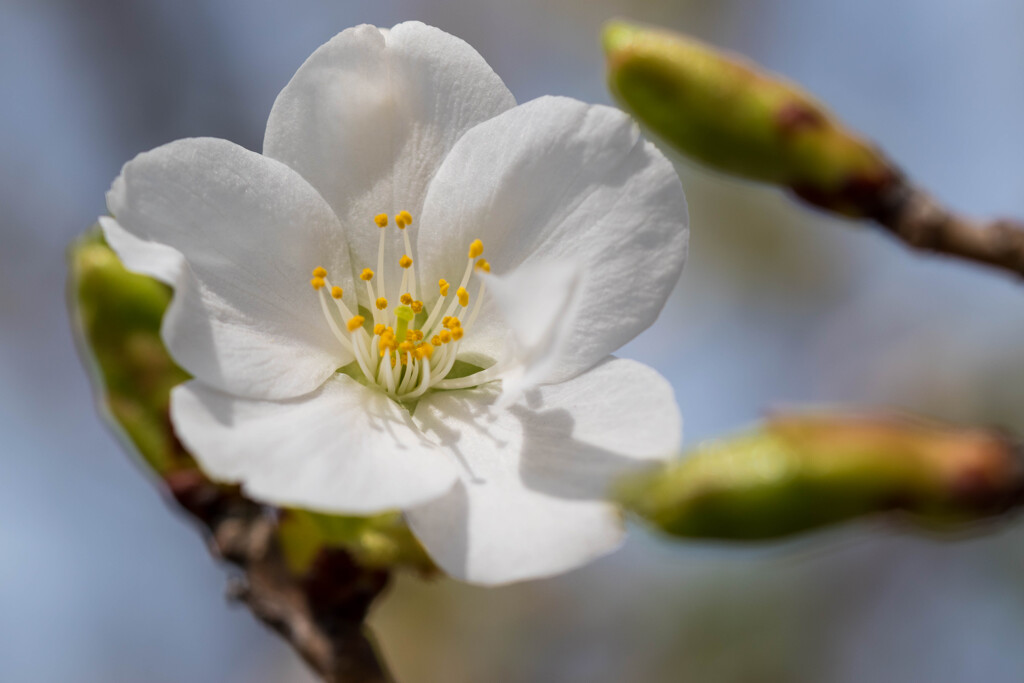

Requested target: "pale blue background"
[{"left": 2, "top": 1, "right": 1024, "bottom": 681}]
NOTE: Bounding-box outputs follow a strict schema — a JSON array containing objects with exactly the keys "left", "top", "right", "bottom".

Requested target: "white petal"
[
  {"left": 172, "top": 375, "right": 459, "bottom": 514},
  {"left": 417, "top": 96, "right": 689, "bottom": 381},
  {"left": 104, "top": 137, "right": 357, "bottom": 400},
  {"left": 483, "top": 261, "right": 584, "bottom": 404},
  {"left": 407, "top": 357, "right": 681, "bottom": 585},
  {"left": 264, "top": 22, "right": 516, "bottom": 300}
]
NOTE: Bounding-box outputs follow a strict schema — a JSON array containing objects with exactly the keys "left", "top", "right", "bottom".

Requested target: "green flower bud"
[
  {"left": 603, "top": 20, "right": 897, "bottom": 216},
  {"left": 618, "top": 414, "right": 1024, "bottom": 540},
  {"left": 69, "top": 229, "right": 191, "bottom": 475}
]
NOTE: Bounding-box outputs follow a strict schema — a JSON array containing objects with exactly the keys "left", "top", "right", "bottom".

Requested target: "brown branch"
[
  {"left": 165, "top": 470, "right": 393, "bottom": 683},
  {"left": 872, "top": 174, "right": 1024, "bottom": 278},
  {"left": 793, "top": 169, "right": 1024, "bottom": 280}
]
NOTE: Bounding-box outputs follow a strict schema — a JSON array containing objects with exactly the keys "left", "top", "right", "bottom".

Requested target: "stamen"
[
  {"left": 398, "top": 357, "right": 418, "bottom": 393},
  {"left": 376, "top": 219, "right": 386, "bottom": 300},
  {"left": 400, "top": 213, "right": 417, "bottom": 299},
  {"left": 398, "top": 267, "right": 409, "bottom": 303},
  {"left": 315, "top": 288, "right": 352, "bottom": 353},
  {"left": 309, "top": 218, "right": 498, "bottom": 400},
  {"left": 427, "top": 242, "right": 479, "bottom": 335},
  {"left": 465, "top": 279, "right": 487, "bottom": 331},
  {"left": 403, "top": 357, "right": 432, "bottom": 400},
  {"left": 420, "top": 292, "right": 448, "bottom": 337},
  {"left": 323, "top": 277, "right": 358, "bottom": 321},
  {"left": 379, "top": 353, "right": 397, "bottom": 393}
]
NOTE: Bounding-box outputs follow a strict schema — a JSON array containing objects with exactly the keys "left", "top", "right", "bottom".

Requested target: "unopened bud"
[
  {"left": 603, "top": 20, "right": 897, "bottom": 217},
  {"left": 617, "top": 413, "right": 1024, "bottom": 540}
]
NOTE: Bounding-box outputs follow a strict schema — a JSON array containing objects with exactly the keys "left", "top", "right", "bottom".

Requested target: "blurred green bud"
[
  {"left": 69, "top": 229, "right": 430, "bottom": 575},
  {"left": 603, "top": 20, "right": 897, "bottom": 216},
  {"left": 279, "top": 509, "right": 434, "bottom": 575},
  {"left": 618, "top": 414, "right": 1024, "bottom": 540},
  {"left": 69, "top": 229, "right": 191, "bottom": 475}
]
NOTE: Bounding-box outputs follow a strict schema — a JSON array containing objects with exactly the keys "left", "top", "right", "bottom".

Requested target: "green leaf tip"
[
  {"left": 618, "top": 414, "right": 1024, "bottom": 541},
  {"left": 603, "top": 20, "right": 897, "bottom": 216}
]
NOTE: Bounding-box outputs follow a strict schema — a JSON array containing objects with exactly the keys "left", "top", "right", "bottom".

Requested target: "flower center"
[{"left": 309, "top": 211, "right": 495, "bottom": 401}]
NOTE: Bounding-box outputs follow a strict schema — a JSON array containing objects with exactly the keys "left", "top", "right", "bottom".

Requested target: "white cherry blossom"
[{"left": 100, "top": 22, "right": 688, "bottom": 585}]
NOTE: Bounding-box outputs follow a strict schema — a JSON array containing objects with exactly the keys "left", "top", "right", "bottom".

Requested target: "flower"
[{"left": 100, "top": 22, "right": 688, "bottom": 585}]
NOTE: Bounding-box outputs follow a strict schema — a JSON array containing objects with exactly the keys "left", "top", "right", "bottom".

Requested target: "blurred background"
[{"left": 3, "top": 1, "right": 1024, "bottom": 681}]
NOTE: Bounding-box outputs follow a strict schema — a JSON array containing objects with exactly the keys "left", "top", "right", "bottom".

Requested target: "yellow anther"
[
  {"left": 411, "top": 300, "right": 424, "bottom": 313},
  {"left": 457, "top": 287, "right": 469, "bottom": 307},
  {"left": 442, "top": 316, "right": 452, "bottom": 328},
  {"left": 439, "top": 329, "right": 452, "bottom": 344},
  {"left": 415, "top": 343, "right": 434, "bottom": 360},
  {"left": 330, "top": 286, "right": 343, "bottom": 299},
  {"left": 468, "top": 239, "right": 484, "bottom": 259},
  {"left": 373, "top": 323, "right": 386, "bottom": 336},
  {"left": 399, "top": 255, "right": 413, "bottom": 269},
  {"left": 399, "top": 210, "right": 413, "bottom": 225},
  {"left": 445, "top": 316, "right": 461, "bottom": 330},
  {"left": 451, "top": 327, "right": 464, "bottom": 341},
  {"left": 310, "top": 277, "right": 326, "bottom": 290},
  {"left": 360, "top": 268, "right": 374, "bottom": 281},
  {"left": 375, "top": 297, "right": 388, "bottom": 310},
  {"left": 312, "top": 266, "right": 327, "bottom": 278},
  {"left": 431, "top": 335, "right": 442, "bottom": 346},
  {"left": 398, "top": 341, "right": 415, "bottom": 354},
  {"left": 405, "top": 330, "right": 418, "bottom": 342},
  {"left": 346, "top": 315, "right": 365, "bottom": 332},
  {"left": 439, "top": 279, "right": 450, "bottom": 296},
  {"left": 374, "top": 213, "right": 388, "bottom": 228},
  {"left": 414, "top": 329, "right": 424, "bottom": 340},
  {"left": 396, "top": 215, "right": 407, "bottom": 230},
  {"left": 400, "top": 293, "right": 413, "bottom": 305},
  {"left": 475, "top": 259, "right": 491, "bottom": 273}
]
